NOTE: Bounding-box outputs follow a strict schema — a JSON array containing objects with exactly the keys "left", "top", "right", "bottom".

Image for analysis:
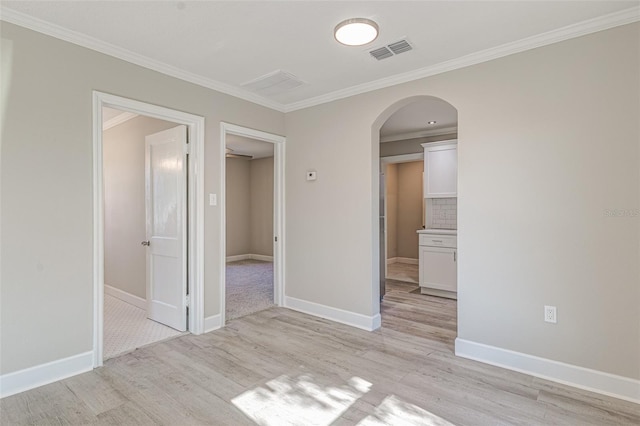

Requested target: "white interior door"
[{"left": 144, "top": 125, "right": 188, "bottom": 331}]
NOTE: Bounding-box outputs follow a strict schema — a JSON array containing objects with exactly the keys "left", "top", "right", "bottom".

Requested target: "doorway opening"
[
  {"left": 102, "top": 108, "right": 187, "bottom": 359},
  {"left": 373, "top": 96, "right": 459, "bottom": 347},
  {"left": 220, "top": 123, "right": 285, "bottom": 326},
  {"left": 381, "top": 154, "right": 424, "bottom": 287},
  {"left": 93, "top": 92, "right": 205, "bottom": 367}
]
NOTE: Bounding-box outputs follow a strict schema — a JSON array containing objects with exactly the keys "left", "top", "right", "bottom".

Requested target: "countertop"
[{"left": 417, "top": 228, "right": 458, "bottom": 236}]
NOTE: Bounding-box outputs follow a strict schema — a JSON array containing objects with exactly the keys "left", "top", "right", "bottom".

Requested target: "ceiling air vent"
[
  {"left": 241, "top": 70, "right": 306, "bottom": 97},
  {"left": 369, "top": 38, "right": 413, "bottom": 60},
  {"left": 370, "top": 46, "right": 394, "bottom": 60}
]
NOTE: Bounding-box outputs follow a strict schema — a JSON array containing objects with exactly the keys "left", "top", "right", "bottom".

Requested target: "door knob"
[{"left": 141, "top": 241, "right": 150, "bottom": 246}]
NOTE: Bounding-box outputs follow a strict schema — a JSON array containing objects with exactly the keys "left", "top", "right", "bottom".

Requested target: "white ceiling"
[
  {"left": 226, "top": 135, "right": 274, "bottom": 160},
  {"left": 2, "top": 1, "right": 637, "bottom": 113},
  {"left": 380, "top": 98, "right": 457, "bottom": 142},
  {"left": 102, "top": 107, "right": 123, "bottom": 123}
]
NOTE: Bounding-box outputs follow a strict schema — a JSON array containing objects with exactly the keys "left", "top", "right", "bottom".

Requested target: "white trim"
[
  {"left": 282, "top": 6, "right": 640, "bottom": 112},
  {"left": 455, "top": 338, "right": 640, "bottom": 404},
  {"left": 0, "top": 7, "right": 284, "bottom": 113},
  {"left": 204, "top": 314, "right": 222, "bottom": 334},
  {"left": 220, "top": 123, "right": 286, "bottom": 328},
  {"left": 226, "top": 254, "right": 252, "bottom": 262},
  {"left": 395, "top": 257, "right": 419, "bottom": 265},
  {"left": 250, "top": 254, "right": 274, "bottom": 262},
  {"left": 102, "top": 111, "right": 138, "bottom": 131},
  {"left": 0, "top": 351, "right": 93, "bottom": 399},
  {"left": 386, "top": 257, "right": 419, "bottom": 265},
  {"left": 93, "top": 91, "right": 205, "bottom": 369},
  {"left": 226, "top": 254, "right": 275, "bottom": 263},
  {"left": 380, "top": 153, "right": 423, "bottom": 165},
  {"left": 285, "top": 296, "right": 381, "bottom": 332},
  {"left": 104, "top": 285, "right": 146, "bottom": 310},
  {"left": 1, "top": 5, "right": 637, "bottom": 114},
  {"left": 380, "top": 127, "right": 457, "bottom": 143}
]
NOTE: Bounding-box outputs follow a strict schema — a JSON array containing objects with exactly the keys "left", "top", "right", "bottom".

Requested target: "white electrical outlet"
[{"left": 544, "top": 305, "right": 557, "bottom": 323}]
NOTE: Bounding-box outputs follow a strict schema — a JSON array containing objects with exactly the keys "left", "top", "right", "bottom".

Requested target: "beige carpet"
[
  {"left": 103, "top": 294, "right": 183, "bottom": 360},
  {"left": 226, "top": 259, "right": 274, "bottom": 321}
]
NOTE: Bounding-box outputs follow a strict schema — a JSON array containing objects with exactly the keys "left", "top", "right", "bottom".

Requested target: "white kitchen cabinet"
[
  {"left": 422, "top": 140, "right": 457, "bottom": 198},
  {"left": 419, "top": 246, "right": 457, "bottom": 292},
  {"left": 418, "top": 230, "right": 457, "bottom": 299}
]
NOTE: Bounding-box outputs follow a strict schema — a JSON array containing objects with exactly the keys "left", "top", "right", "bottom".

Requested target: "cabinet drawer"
[{"left": 419, "top": 234, "right": 457, "bottom": 248}]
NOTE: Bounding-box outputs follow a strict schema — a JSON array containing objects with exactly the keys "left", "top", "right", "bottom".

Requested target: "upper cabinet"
[{"left": 422, "top": 140, "right": 458, "bottom": 198}]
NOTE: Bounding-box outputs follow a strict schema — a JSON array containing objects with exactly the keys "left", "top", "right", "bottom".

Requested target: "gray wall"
[
  {"left": 103, "top": 115, "right": 177, "bottom": 299},
  {"left": 385, "top": 164, "right": 398, "bottom": 260},
  {"left": 396, "top": 161, "right": 423, "bottom": 259},
  {"left": 385, "top": 161, "right": 423, "bottom": 260},
  {"left": 225, "top": 156, "right": 274, "bottom": 257},
  {"left": 285, "top": 23, "right": 639, "bottom": 380},
  {"left": 225, "top": 158, "right": 252, "bottom": 257},
  {"left": 0, "top": 22, "right": 284, "bottom": 375},
  {"left": 250, "top": 157, "right": 274, "bottom": 256}
]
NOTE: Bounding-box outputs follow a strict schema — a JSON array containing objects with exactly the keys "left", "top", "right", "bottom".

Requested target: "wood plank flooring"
[{"left": 1, "top": 280, "right": 638, "bottom": 425}]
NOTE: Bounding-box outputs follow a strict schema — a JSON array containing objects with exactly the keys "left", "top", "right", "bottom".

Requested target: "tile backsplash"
[{"left": 431, "top": 198, "right": 457, "bottom": 229}]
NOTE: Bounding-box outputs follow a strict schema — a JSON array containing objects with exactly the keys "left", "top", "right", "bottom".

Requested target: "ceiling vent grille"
[
  {"left": 369, "top": 39, "right": 413, "bottom": 60},
  {"left": 241, "top": 70, "right": 306, "bottom": 97}
]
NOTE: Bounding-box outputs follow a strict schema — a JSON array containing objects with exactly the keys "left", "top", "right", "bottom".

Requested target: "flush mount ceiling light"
[
  {"left": 334, "top": 18, "right": 379, "bottom": 46},
  {"left": 427, "top": 121, "right": 437, "bottom": 125}
]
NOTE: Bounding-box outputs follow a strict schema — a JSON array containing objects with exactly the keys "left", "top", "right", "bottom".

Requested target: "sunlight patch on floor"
[
  {"left": 232, "top": 374, "right": 372, "bottom": 426},
  {"left": 357, "top": 395, "right": 454, "bottom": 426}
]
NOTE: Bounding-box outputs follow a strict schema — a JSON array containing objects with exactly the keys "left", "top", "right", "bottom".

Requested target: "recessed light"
[
  {"left": 427, "top": 121, "right": 437, "bottom": 125},
  {"left": 334, "top": 18, "right": 379, "bottom": 46}
]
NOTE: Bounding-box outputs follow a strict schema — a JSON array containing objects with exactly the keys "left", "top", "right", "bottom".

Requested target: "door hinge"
[
  {"left": 275, "top": 236, "right": 278, "bottom": 242},
  {"left": 184, "top": 143, "right": 191, "bottom": 155},
  {"left": 185, "top": 295, "right": 190, "bottom": 307}
]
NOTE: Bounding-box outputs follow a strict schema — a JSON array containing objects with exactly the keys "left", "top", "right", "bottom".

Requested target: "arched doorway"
[{"left": 372, "top": 95, "right": 459, "bottom": 347}]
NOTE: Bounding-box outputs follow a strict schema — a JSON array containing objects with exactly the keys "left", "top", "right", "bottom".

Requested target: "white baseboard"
[
  {"left": 387, "top": 257, "right": 419, "bottom": 265},
  {"left": 0, "top": 351, "right": 93, "bottom": 399},
  {"left": 396, "top": 257, "right": 419, "bottom": 265},
  {"left": 250, "top": 254, "right": 274, "bottom": 262},
  {"left": 204, "top": 314, "right": 222, "bottom": 333},
  {"left": 226, "top": 254, "right": 274, "bottom": 263},
  {"left": 104, "top": 284, "right": 146, "bottom": 310},
  {"left": 284, "top": 296, "right": 381, "bottom": 332},
  {"left": 455, "top": 338, "right": 640, "bottom": 404}
]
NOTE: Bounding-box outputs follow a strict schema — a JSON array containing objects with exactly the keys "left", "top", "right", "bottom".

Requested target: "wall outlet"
[{"left": 544, "top": 305, "right": 557, "bottom": 323}]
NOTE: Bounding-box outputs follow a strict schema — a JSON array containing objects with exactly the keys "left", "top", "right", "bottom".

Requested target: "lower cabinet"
[{"left": 419, "top": 246, "right": 457, "bottom": 292}]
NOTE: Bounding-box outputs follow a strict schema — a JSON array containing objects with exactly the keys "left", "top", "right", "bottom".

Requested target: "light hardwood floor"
[{"left": 1, "top": 280, "right": 638, "bottom": 425}]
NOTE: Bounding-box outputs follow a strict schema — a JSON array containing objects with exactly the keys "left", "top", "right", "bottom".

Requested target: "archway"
[{"left": 371, "top": 95, "right": 459, "bottom": 345}]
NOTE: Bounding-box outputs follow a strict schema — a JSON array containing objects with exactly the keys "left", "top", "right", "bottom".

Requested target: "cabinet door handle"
[{"left": 454, "top": 251, "right": 456, "bottom": 262}]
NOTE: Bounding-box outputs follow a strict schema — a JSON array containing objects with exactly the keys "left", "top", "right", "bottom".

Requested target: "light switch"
[
  {"left": 306, "top": 171, "right": 317, "bottom": 181},
  {"left": 209, "top": 193, "right": 217, "bottom": 206}
]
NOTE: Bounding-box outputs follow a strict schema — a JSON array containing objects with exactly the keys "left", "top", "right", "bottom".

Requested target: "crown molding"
[
  {"left": 380, "top": 126, "right": 458, "bottom": 143},
  {"left": 102, "top": 111, "right": 138, "bottom": 131},
  {"left": 0, "top": 7, "right": 286, "bottom": 113},
  {"left": 1, "top": 5, "right": 637, "bottom": 115},
  {"left": 282, "top": 6, "right": 640, "bottom": 112}
]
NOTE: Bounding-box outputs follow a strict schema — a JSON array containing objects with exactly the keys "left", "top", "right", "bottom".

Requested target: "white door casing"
[
  {"left": 219, "top": 122, "right": 286, "bottom": 327},
  {"left": 145, "top": 125, "right": 188, "bottom": 331},
  {"left": 93, "top": 91, "right": 204, "bottom": 368}
]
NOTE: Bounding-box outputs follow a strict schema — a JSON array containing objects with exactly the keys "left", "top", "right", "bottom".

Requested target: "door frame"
[
  {"left": 380, "top": 153, "right": 424, "bottom": 281},
  {"left": 92, "top": 91, "right": 205, "bottom": 367},
  {"left": 220, "top": 122, "right": 285, "bottom": 326}
]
